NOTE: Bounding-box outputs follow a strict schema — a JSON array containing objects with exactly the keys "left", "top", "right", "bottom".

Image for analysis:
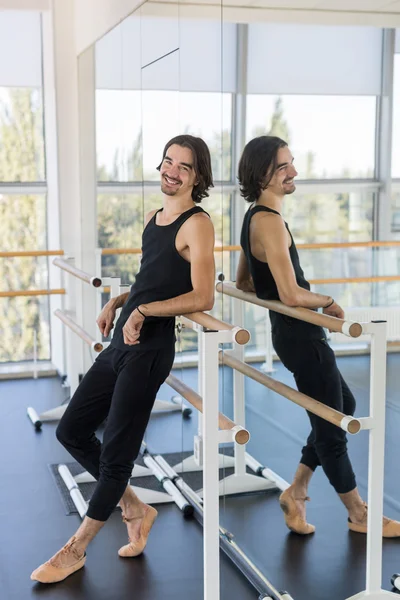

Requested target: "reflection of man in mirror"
[
  {"left": 31, "top": 135, "right": 216, "bottom": 584},
  {"left": 236, "top": 135, "right": 400, "bottom": 538}
]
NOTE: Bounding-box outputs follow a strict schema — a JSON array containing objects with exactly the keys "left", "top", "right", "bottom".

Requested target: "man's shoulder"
[
  {"left": 144, "top": 209, "right": 159, "bottom": 227},
  {"left": 184, "top": 210, "right": 212, "bottom": 228}
]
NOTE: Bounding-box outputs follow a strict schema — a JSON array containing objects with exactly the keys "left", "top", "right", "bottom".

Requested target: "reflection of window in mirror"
[
  {"left": 96, "top": 91, "right": 232, "bottom": 183},
  {"left": 246, "top": 95, "right": 376, "bottom": 180}
]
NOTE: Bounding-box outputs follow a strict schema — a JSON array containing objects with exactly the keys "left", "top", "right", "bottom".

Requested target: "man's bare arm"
[
  {"left": 139, "top": 213, "right": 215, "bottom": 317},
  {"left": 257, "top": 213, "right": 342, "bottom": 314},
  {"left": 236, "top": 250, "right": 255, "bottom": 292}
]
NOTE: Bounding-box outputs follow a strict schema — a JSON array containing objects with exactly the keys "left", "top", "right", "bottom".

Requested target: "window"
[
  {"left": 0, "top": 89, "right": 44, "bottom": 181},
  {"left": 246, "top": 95, "right": 376, "bottom": 179},
  {"left": 243, "top": 190, "right": 375, "bottom": 356},
  {"left": 0, "top": 194, "right": 49, "bottom": 362},
  {"left": 392, "top": 54, "right": 400, "bottom": 178},
  {"left": 96, "top": 90, "right": 232, "bottom": 182}
]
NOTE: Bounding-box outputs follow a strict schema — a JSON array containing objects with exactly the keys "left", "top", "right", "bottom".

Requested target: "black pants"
[
  {"left": 272, "top": 335, "right": 357, "bottom": 494},
  {"left": 56, "top": 344, "right": 175, "bottom": 521}
]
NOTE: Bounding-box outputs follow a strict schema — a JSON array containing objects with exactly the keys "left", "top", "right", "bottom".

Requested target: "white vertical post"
[
  {"left": 95, "top": 248, "right": 102, "bottom": 320},
  {"left": 197, "top": 327, "right": 204, "bottom": 444},
  {"left": 231, "top": 297, "right": 246, "bottom": 476},
  {"left": 261, "top": 311, "right": 275, "bottom": 373},
  {"left": 365, "top": 321, "right": 387, "bottom": 594},
  {"left": 43, "top": 1, "right": 84, "bottom": 393},
  {"left": 41, "top": 9, "right": 64, "bottom": 378},
  {"left": 201, "top": 329, "right": 221, "bottom": 600},
  {"left": 110, "top": 277, "right": 121, "bottom": 301},
  {"left": 78, "top": 45, "right": 98, "bottom": 374},
  {"left": 33, "top": 331, "right": 38, "bottom": 380}
]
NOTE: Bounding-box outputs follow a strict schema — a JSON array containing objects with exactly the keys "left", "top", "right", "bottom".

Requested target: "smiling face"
[
  {"left": 159, "top": 144, "right": 198, "bottom": 198},
  {"left": 266, "top": 146, "right": 298, "bottom": 196}
]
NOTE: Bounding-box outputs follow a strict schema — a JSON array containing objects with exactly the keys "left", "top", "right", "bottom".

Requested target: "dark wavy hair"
[
  {"left": 157, "top": 135, "right": 214, "bottom": 203},
  {"left": 238, "top": 136, "right": 288, "bottom": 203}
]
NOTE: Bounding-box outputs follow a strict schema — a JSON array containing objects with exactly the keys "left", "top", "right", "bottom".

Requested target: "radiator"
[{"left": 329, "top": 307, "right": 400, "bottom": 344}]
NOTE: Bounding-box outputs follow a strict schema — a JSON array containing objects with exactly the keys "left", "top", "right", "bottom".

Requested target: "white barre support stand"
[
  {"left": 173, "top": 309, "right": 288, "bottom": 497},
  {"left": 346, "top": 321, "right": 398, "bottom": 600}
]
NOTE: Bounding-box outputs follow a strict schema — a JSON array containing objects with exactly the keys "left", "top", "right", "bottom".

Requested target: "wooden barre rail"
[
  {"left": 216, "top": 281, "right": 363, "bottom": 338},
  {"left": 166, "top": 373, "right": 250, "bottom": 445},
  {"left": 53, "top": 258, "right": 102, "bottom": 288},
  {"left": 221, "top": 353, "right": 361, "bottom": 435},
  {"left": 99, "top": 241, "right": 400, "bottom": 255},
  {"left": 0, "top": 289, "right": 66, "bottom": 298},
  {"left": 180, "top": 313, "right": 250, "bottom": 345},
  {"left": 2, "top": 242, "right": 400, "bottom": 259},
  {"left": 0, "top": 250, "right": 65, "bottom": 258},
  {"left": 54, "top": 309, "right": 103, "bottom": 353},
  {"left": 309, "top": 275, "right": 400, "bottom": 285}
]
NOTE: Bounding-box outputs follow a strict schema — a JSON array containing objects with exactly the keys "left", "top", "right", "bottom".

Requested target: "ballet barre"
[{"left": 53, "top": 257, "right": 102, "bottom": 288}]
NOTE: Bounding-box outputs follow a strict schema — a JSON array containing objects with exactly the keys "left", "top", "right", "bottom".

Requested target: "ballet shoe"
[
  {"left": 279, "top": 486, "right": 316, "bottom": 535},
  {"left": 30, "top": 536, "right": 86, "bottom": 583},
  {"left": 118, "top": 505, "right": 158, "bottom": 557},
  {"left": 348, "top": 503, "right": 400, "bottom": 537}
]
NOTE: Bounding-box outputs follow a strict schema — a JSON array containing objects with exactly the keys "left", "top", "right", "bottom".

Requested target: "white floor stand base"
[
  {"left": 39, "top": 405, "right": 68, "bottom": 421},
  {"left": 152, "top": 399, "right": 181, "bottom": 413},
  {"left": 129, "top": 485, "right": 174, "bottom": 505},
  {"left": 197, "top": 473, "right": 279, "bottom": 498},
  {"left": 173, "top": 453, "right": 235, "bottom": 473},
  {"left": 74, "top": 464, "right": 152, "bottom": 484},
  {"left": 28, "top": 397, "right": 182, "bottom": 427}
]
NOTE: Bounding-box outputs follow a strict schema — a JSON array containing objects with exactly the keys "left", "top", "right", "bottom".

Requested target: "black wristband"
[
  {"left": 136, "top": 306, "right": 146, "bottom": 318},
  {"left": 323, "top": 298, "right": 335, "bottom": 309}
]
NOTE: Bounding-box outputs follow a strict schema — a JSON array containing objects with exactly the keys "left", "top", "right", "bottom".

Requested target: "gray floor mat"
[{"left": 49, "top": 448, "right": 256, "bottom": 515}]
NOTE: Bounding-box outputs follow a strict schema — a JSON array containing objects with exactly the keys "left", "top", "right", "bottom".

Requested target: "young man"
[
  {"left": 31, "top": 135, "right": 216, "bottom": 583},
  {"left": 236, "top": 135, "right": 400, "bottom": 536}
]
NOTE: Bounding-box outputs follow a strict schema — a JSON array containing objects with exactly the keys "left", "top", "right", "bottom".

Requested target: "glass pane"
[
  {"left": 96, "top": 90, "right": 232, "bottom": 182},
  {"left": 0, "top": 194, "right": 50, "bottom": 362},
  {"left": 0, "top": 88, "right": 45, "bottom": 181},
  {"left": 179, "top": 93, "right": 232, "bottom": 182},
  {"left": 96, "top": 90, "right": 142, "bottom": 182},
  {"left": 392, "top": 191, "right": 400, "bottom": 231},
  {"left": 97, "top": 189, "right": 232, "bottom": 353},
  {"left": 392, "top": 54, "right": 400, "bottom": 178},
  {"left": 246, "top": 95, "right": 376, "bottom": 179},
  {"left": 243, "top": 190, "right": 375, "bottom": 356},
  {"left": 247, "top": 24, "right": 382, "bottom": 96},
  {"left": 284, "top": 191, "right": 374, "bottom": 243}
]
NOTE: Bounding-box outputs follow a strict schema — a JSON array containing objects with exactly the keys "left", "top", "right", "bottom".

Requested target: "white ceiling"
[
  {"left": 247, "top": 0, "right": 400, "bottom": 9},
  {"left": 145, "top": 0, "right": 400, "bottom": 26},
  {"left": 148, "top": 0, "right": 400, "bottom": 13},
  {"left": 0, "top": 0, "right": 49, "bottom": 9}
]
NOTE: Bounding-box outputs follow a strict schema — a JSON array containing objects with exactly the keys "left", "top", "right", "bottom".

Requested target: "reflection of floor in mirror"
[{"left": 3, "top": 353, "right": 400, "bottom": 600}]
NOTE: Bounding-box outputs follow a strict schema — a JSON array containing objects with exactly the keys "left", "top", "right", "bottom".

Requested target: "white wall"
[
  {"left": 0, "top": 0, "right": 49, "bottom": 8},
  {"left": 74, "top": 0, "right": 143, "bottom": 56}
]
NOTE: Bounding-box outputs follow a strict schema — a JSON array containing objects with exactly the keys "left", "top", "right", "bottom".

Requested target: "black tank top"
[
  {"left": 240, "top": 205, "right": 324, "bottom": 340},
  {"left": 112, "top": 205, "right": 207, "bottom": 351}
]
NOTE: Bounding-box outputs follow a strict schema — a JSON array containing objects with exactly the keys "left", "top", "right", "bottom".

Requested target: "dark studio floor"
[{"left": 1, "top": 353, "right": 400, "bottom": 600}]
